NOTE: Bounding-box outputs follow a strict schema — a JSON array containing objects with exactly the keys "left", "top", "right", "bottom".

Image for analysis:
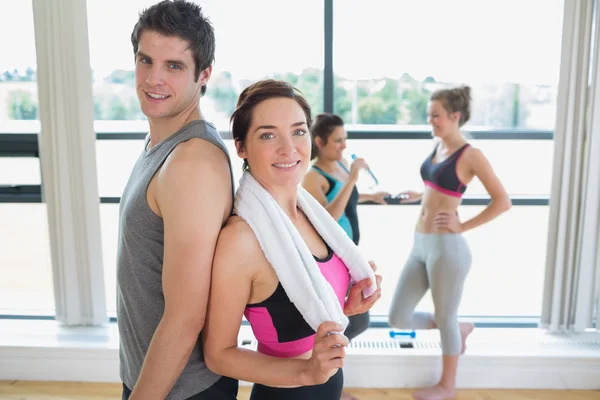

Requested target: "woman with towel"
[{"left": 203, "top": 79, "right": 382, "bottom": 400}]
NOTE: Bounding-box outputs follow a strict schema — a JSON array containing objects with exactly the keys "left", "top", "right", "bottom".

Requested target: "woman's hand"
[
  {"left": 349, "top": 157, "right": 368, "bottom": 181},
  {"left": 433, "top": 211, "right": 463, "bottom": 233},
  {"left": 302, "top": 322, "right": 348, "bottom": 386},
  {"left": 344, "top": 261, "right": 382, "bottom": 316},
  {"left": 398, "top": 190, "right": 422, "bottom": 204}
]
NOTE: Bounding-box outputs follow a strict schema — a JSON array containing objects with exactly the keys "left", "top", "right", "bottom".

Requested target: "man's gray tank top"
[{"left": 117, "top": 120, "right": 234, "bottom": 400}]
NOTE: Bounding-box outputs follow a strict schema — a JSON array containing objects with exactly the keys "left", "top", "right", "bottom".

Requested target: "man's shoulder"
[
  {"left": 173, "top": 119, "right": 229, "bottom": 158},
  {"left": 168, "top": 138, "right": 228, "bottom": 168},
  {"left": 156, "top": 132, "right": 232, "bottom": 199},
  {"left": 182, "top": 119, "right": 222, "bottom": 140}
]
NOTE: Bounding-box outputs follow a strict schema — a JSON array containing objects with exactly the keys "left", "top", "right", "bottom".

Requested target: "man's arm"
[{"left": 129, "top": 139, "right": 232, "bottom": 400}]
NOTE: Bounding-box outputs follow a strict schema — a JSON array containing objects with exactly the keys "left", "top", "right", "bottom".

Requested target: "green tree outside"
[
  {"left": 1, "top": 67, "right": 539, "bottom": 128},
  {"left": 8, "top": 90, "right": 38, "bottom": 120}
]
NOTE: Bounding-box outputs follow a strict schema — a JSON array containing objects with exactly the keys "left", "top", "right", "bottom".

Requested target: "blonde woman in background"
[{"left": 389, "top": 86, "right": 511, "bottom": 400}]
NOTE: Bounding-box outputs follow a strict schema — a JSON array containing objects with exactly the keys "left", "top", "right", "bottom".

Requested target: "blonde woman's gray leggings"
[{"left": 388, "top": 232, "right": 472, "bottom": 356}]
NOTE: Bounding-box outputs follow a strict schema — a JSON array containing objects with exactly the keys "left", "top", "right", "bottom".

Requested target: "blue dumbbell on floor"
[{"left": 389, "top": 330, "right": 416, "bottom": 339}]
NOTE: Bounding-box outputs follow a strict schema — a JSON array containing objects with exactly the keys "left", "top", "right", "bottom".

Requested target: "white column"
[
  {"left": 542, "top": 0, "right": 600, "bottom": 332},
  {"left": 574, "top": 0, "right": 600, "bottom": 331},
  {"left": 32, "top": 0, "right": 107, "bottom": 325}
]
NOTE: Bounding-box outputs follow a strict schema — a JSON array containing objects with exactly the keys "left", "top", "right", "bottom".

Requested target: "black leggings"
[
  {"left": 249, "top": 368, "right": 343, "bottom": 400},
  {"left": 122, "top": 376, "right": 239, "bottom": 400}
]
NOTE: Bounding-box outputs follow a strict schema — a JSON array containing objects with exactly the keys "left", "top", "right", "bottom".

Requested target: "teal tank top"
[{"left": 311, "top": 164, "right": 354, "bottom": 240}]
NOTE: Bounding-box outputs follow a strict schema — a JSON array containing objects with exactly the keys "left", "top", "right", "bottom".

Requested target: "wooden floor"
[{"left": 0, "top": 382, "right": 599, "bottom": 400}]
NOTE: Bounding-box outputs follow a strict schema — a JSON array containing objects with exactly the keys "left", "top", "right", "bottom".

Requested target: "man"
[{"left": 116, "top": 1, "right": 236, "bottom": 399}]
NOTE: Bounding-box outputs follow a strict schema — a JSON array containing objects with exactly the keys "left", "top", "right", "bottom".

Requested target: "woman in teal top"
[
  {"left": 302, "top": 113, "right": 388, "bottom": 400},
  {"left": 303, "top": 114, "right": 388, "bottom": 245},
  {"left": 310, "top": 162, "right": 358, "bottom": 241}
]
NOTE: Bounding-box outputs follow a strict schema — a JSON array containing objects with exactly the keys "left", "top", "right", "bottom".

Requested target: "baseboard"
[
  {"left": 1, "top": 321, "right": 599, "bottom": 390},
  {"left": 343, "top": 354, "right": 600, "bottom": 390},
  {"left": 2, "top": 346, "right": 120, "bottom": 383},
  {"left": 2, "top": 347, "right": 599, "bottom": 390}
]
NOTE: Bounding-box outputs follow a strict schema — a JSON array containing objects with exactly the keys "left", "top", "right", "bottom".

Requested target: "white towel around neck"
[{"left": 234, "top": 170, "right": 377, "bottom": 332}]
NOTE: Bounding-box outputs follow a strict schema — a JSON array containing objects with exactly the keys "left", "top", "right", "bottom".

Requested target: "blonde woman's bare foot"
[
  {"left": 460, "top": 322, "right": 475, "bottom": 354},
  {"left": 412, "top": 384, "right": 456, "bottom": 400},
  {"left": 341, "top": 391, "right": 359, "bottom": 400}
]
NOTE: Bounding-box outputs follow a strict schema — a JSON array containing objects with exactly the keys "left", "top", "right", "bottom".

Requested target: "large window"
[
  {"left": 2, "top": 1, "right": 562, "bottom": 322},
  {"left": 333, "top": 0, "right": 563, "bottom": 129},
  {"left": 89, "top": 1, "right": 560, "bottom": 319},
  {"left": 0, "top": 2, "right": 55, "bottom": 316}
]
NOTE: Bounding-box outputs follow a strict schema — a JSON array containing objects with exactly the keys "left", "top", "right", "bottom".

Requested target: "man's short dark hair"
[{"left": 131, "top": 0, "right": 215, "bottom": 96}]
